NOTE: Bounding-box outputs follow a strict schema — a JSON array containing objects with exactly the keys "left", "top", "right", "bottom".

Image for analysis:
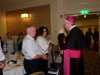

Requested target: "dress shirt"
[
  {"left": 22, "top": 34, "right": 42, "bottom": 60},
  {"left": 0, "top": 46, "right": 5, "bottom": 61},
  {"left": 36, "top": 36, "right": 49, "bottom": 54}
]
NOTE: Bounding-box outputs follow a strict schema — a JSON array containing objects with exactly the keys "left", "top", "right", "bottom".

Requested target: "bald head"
[{"left": 26, "top": 26, "right": 36, "bottom": 37}]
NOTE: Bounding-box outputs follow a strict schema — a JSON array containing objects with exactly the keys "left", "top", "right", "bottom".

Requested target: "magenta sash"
[{"left": 63, "top": 49, "right": 81, "bottom": 75}]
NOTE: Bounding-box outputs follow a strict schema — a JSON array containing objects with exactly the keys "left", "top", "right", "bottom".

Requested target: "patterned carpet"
[{"left": 83, "top": 50, "right": 100, "bottom": 75}]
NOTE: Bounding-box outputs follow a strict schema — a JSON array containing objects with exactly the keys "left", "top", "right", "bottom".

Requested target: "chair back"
[{"left": 30, "top": 71, "right": 45, "bottom": 75}]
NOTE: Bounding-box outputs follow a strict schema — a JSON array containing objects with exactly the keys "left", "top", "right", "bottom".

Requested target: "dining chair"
[{"left": 30, "top": 71, "right": 45, "bottom": 75}]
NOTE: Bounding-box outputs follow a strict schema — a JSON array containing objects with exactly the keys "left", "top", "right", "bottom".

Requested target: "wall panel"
[{"left": 6, "top": 4, "right": 51, "bottom": 36}]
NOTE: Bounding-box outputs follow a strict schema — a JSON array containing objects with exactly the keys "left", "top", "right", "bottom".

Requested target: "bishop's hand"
[{"left": 59, "top": 28, "right": 64, "bottom": 34}]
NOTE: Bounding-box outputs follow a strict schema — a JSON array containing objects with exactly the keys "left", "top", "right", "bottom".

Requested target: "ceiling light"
[{"left": 84, "top": 15, "right": 86, "bottom": 18}]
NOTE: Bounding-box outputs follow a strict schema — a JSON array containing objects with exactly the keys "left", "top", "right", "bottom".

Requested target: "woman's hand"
[
  {"left": 42, "top": 54, "right": 48, "bottom": 60},
  {"left": 47, "top": 40, "right": 52, "bottom": 45}
]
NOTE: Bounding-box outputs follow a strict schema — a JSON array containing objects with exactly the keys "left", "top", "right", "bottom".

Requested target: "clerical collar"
[{"left": 69, "top": 25, "right": 76, "bottom": 31}]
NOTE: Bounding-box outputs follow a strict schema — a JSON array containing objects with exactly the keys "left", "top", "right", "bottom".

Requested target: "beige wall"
[
  {"left": 0, "top": 0, "right": 58, "bottom": 44},
  {"left": 0, "top": 0, "right": 100, "bottom": 45},
  {"left": 57, "top": 0, "right": 100, "bottom": 32}
]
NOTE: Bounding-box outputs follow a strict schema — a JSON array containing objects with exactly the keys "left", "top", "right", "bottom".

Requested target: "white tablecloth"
[
  {"left": 3, "top": 51, "right": 25, "bottom": 75},
  {"left": 3, "top": 65, "right": 26, "bottom": 75}
]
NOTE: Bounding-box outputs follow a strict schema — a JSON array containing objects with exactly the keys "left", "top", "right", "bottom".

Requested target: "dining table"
[
  {"left": 3, "top": 52, "right": 26, "bottom": 75},
  {"left": 3, "top": 64, "right": 26, "bottom": 75}
]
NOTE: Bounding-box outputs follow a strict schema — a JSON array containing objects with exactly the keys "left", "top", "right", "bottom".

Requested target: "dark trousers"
[
  {"left": 24, "top": 58, "right": 43, "bottom": 75},
  {"left": 94, "top": 42, "right": 99, "bottom": 50},
  {"left": 70, "top": 57, "right": 85, "bottom": 75},
  {"left": 0, "top": 69, "right": 3, "bottom": 75},
  {"left": 41, "top": 59, "right": 48, "bottom": 74},
  {"left": 86, "top": 39, "right": 91, "bottom": 49},
  {"left": 41, "top": 53, "right": 48, "bottom": 74}
]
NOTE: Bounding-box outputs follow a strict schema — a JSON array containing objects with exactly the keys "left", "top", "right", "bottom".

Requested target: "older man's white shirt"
[{"left": 22, "top": 34, "right": 42, "bottom": 60}]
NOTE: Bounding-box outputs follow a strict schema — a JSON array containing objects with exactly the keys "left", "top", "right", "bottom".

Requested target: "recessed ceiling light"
[{"left": 84, "top": 15, "right": 86, "bottom": 18}]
